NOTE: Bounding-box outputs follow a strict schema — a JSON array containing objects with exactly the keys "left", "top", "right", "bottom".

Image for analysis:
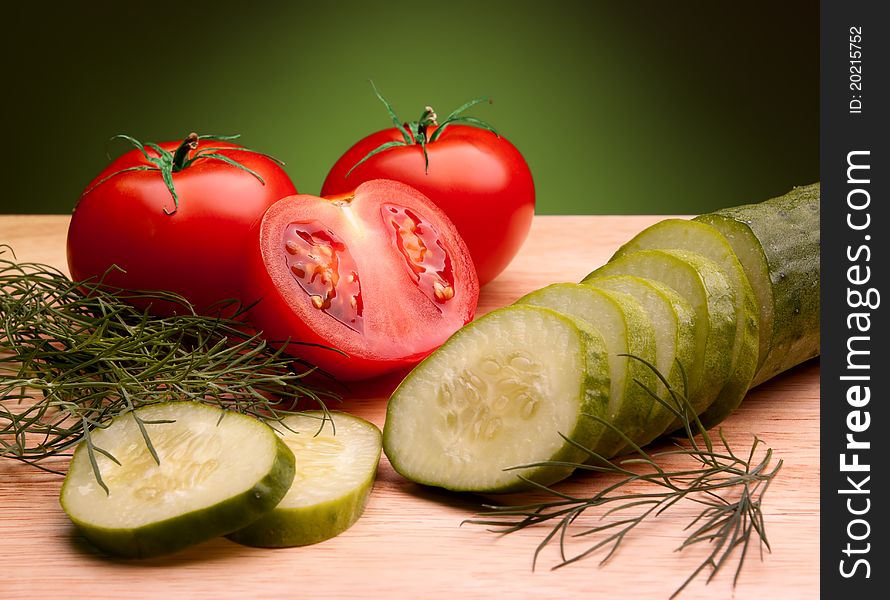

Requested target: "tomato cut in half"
[{"left": 241, "top": 179, "right": 480, "bottom": 380}]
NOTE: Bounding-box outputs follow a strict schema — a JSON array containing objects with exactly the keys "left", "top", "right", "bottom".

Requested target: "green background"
[{"left": 4, "top": 1, "right": 817, "bottom": 215}]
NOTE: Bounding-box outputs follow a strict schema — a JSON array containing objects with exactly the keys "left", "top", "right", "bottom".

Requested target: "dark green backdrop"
[{"left": 4, "top": 1, "right": 817, "bottom": 215}]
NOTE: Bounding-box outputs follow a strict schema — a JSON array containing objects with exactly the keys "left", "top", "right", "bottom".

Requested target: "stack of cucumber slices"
[
  {"left": 61, "top": 403, "right": 381, "bottom": 558},
  {"left": 383, "top": 183, "right": 820, "bottom": 493}
]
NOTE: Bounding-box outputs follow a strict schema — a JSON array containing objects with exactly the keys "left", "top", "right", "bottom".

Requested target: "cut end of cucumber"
[
  {"left": 60, "top": 402, "right": 295, "bottom": 558},
  {"left": 228, "top": 411, "right": 382, "bottom": 548},
  {"left": 383, "top": 305, "right": 609, "bottom": 493}
]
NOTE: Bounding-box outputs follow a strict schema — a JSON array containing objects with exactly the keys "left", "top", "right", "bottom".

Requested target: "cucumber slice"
[
  {"left": 383, "top": 304, "right": 611, "bottom": 493},
  {"left": 583, "top": 249, "right": 736, "bottom": 426},
  {"left": 610, "top": 219, "right": 760, "bottom": 427},
  {"left": 60, "top": 402, "right": 295, "bottom": 558},
  {"left": 695, "top": 183, "right": 820, "bottom": 387},
  {"left": 584, "top": 274, "right": 697, "bottom": 440},
  {"left": 228, "top": 411, "right": 382, "bottom": 547},
  {"left": 516, "top": 283, "right": 658, "bottom": 454}
]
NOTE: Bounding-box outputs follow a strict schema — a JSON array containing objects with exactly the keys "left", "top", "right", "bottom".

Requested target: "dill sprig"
[
  {"left": 0, "top": 247, "right": 339, "bottom": 473},
  {"left": 466, "top": 355, "right": 782, "bottom": 598}
]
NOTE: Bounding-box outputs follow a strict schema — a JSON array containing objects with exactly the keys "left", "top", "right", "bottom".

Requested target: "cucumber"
[
  {"left": 228, "top": 411, "right": 382, "bottom": 548},
  {"left": 383, "top": 186, "right": 821, "bottom": 494},
  {"left": 515, "top": 283, "right": 659, "bottom": 454},
  {"left": 609, "top": 219, "right": 760, "bottom": 427},
  {"left": 695, "top": 183, "right": 820, "bottom": 387},
  {"left": 583, "top": 249, "right": 736, "bottom": 425},
  {"left": 60, "top": 402, "right": 295, "bottom": 558},
  {"left": 584, "top": 274, "right": 697, "bottom": 440},
  {"left": 383, "top": 304, "right": 611, "bottom": 493}
]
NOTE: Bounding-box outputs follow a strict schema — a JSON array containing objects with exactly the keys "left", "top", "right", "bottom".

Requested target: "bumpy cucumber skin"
[
  {"left": 608, "top": 219, "right": 760, "bottom": 429},
  {"left": 696, "top": 183, "right": 820, "bottom": 387},
  {"left": 61, "top": 433, "right": 295, "bottom": 559},
  {"left": 583, "top": 275, "right": 697, "bottom": 444},
  {"left": 516, "top": 284, "right": 658, "bottom": 456},
  {"left": 383, "top": 305, "right": 611, "bottom": 493},
  {"left": 228, "top": 413, "right": 382, "bottom": 548}
]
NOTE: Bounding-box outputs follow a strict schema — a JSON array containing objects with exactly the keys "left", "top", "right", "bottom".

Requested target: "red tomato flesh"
[{"left": 242, "top": 179, "right": 479, "bottom": 380}]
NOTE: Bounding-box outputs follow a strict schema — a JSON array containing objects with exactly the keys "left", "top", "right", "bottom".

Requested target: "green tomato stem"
[
  {"left": 415, "top": 106, "right": 438, "bottom": 144},
  {"left": 172, "top": 132, "right": 199, "bottom": 172}
]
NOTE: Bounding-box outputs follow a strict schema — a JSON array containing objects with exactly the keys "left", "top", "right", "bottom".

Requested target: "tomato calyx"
[
  {"left": 345, "top": 81, "right": 500, "bottom": 177},
  {"left": 83, "top": 133, "right": 284, "bottom": 215}
]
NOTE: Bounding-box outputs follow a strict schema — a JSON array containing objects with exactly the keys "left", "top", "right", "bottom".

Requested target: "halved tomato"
[{"left": 241, "top": 179, "right": 479, "bottom": 380}]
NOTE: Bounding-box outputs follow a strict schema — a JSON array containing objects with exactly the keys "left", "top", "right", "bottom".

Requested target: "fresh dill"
[
  {"left": 466, "top": 355, "right": 782, "bottom": 598},
  {"left": 0, "top": 247, "right": 338, "bottom": 473}
]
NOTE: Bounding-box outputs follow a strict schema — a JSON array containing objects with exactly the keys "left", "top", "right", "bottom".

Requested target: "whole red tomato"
[
  {"left": 67, "top": 133, "right": 297, "bottom": 314},
  {"left": 321, "top": 92, "right": 535, "bottom": 286},
  {"left": 241, "top": 179, "right": 479, "bottom": 380}
]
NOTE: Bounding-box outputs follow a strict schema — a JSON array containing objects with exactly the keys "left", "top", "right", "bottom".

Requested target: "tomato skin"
[
  {"left": 241, "top": 179, "right": 479, "bottom": 380},
  {"left": 321, "top": 125, "right": 535, "bottom": 286},
  {"left": 66, "top": 140, "right": 297, "bottom": 314}
]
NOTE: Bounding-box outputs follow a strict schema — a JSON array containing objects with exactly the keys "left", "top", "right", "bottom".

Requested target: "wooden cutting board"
[{"left": 0, "top": 215, "right": 819, "bottom": 599}]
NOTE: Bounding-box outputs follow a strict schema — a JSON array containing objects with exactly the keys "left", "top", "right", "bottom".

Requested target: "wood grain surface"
[{"left": 0, "top": 215, "right": 819, "bottom": 600}]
